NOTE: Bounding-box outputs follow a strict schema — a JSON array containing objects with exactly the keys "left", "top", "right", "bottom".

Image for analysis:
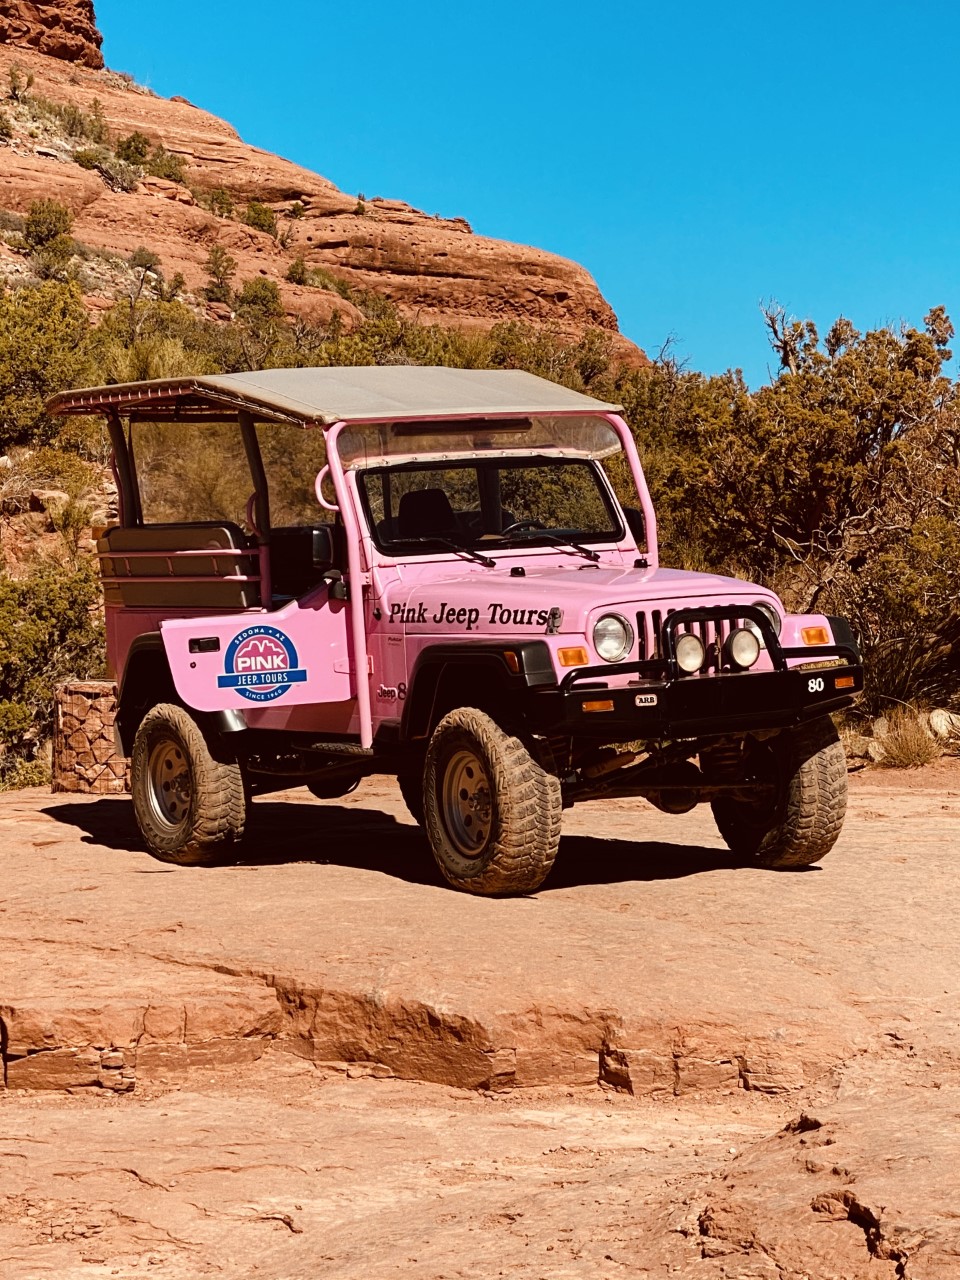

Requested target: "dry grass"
[{"left": 876, "top": 707, "right": 941, "bottom": 769}]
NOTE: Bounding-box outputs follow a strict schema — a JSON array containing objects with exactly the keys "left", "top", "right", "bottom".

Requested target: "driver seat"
[{"left": 397, "top": 488, "right": 458, "bottom": 537}]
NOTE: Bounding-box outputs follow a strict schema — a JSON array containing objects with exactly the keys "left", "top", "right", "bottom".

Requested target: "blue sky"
[{"left": 96, "top": 1, "right": 960, "bottom": 384}]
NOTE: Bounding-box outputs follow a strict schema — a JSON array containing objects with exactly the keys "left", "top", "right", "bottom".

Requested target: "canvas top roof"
[{"left": 47, "top": 366, "right": 622, "bottom": 427}]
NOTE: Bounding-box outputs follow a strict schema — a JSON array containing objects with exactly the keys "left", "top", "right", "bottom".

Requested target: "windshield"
[{"left": 359, "top": 457, "right": 624, "bottom": 555}]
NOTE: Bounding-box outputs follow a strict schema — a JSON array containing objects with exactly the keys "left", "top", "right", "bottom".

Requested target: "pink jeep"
[{"left": 50, "top": 367, "right": 863, "bottom": 894}]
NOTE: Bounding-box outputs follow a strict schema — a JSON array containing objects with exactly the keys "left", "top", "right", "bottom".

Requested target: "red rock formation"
[
  {"left": 0, "top": 0, "right": 103, "bottom": 69},
  {"left": 0, "top": 37, "right": 644, "bottom": 363}
]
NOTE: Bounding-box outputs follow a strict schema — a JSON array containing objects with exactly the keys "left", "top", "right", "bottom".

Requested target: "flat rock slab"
[
  {"left": 1, "top": 1056, "right": 958, "bottom": 1278},
  {"left": 1, "top": 763, "right": 958, "bottom": 1096}
]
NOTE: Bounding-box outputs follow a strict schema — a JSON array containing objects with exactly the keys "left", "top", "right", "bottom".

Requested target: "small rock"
[
  {"left": 842, "top": 733, "right": 873, "bottom": 759},
  {"left": 929, "top": 708, "right": 960, "bottom": 741}
]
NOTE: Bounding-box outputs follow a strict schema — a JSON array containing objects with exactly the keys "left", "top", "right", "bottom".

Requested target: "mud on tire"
[
  {"left": 706, "top": 715, "right": 847, "bottom": 868},
  {"left": 423, "top": 707, "right": 562, "bottom": 895},
  {"left": 131, "top": 703, "right": 247, "bottom": 866}
]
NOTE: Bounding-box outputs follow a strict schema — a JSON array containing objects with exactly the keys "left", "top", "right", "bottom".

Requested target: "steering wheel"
[{"left": 501, "top": 518, "right": 547, "bottom": 535}]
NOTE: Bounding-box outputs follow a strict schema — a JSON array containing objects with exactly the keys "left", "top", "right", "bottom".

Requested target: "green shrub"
[
  {"left": 285, "top": 256, "right": 308, "bottom": 286},
  {"left": 56, "top": 102, "right": 89, "bottom": 139},
  {"left": 0, "top": 281, "right": 92, "bottom": 449},
  {"left": 0, "top": 113, "right": 12, "bottom": 141},
  {"left": 146, "top": 145, "right": 187, "bottom": 184},
  {"left": 31, "top": 233, "right": 75, "bottom": 280},
  {"left": 0, "top": 756, "right": 50, "bottom": 792},
  {"left": 244, "top": 201, "right": 278, "bottom": 238},
  {"left": 72, "top": 146, "right": 103, "bottom": 169},
  {"left": 236, "top": 277, "right": 283, "bottom": 319},
  {"left": 24, "top": 199, "right": 73, "bottom": 249},
  {"left": 0, "top": 558, "right": 104, "bottom": 779},
  {"left": 209, "top": 188, "right": 234, "bottom": 218},
  {"left": 13, "top": 445, "right": 100, "bottom": 498},
  {"left": 88, "top": 98, "right": 108, "bottom": 144},
  {"left": 115, "top": 130, "right": 151, "bottom": 166},
  {"left": 202, "top": 244, "right": 238, "bottom": 304}
]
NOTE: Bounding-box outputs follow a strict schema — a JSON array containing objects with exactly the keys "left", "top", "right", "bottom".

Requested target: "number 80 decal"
[{"left": 808, "top": 676, "right": 825, "bottom": 693}]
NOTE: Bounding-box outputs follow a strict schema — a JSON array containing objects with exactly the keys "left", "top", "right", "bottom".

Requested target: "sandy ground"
[{"left": 1, "top": 762, "right": 958, "bottom": 1278}]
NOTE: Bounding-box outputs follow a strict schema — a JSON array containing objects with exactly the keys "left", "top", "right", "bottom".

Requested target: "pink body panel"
[{"left": 159, "top": 588, "right": 353, "bottom": 715}]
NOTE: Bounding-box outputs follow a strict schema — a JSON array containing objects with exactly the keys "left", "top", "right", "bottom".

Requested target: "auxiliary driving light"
[
  {"left": 726, "top": 626, "right": 762, "bottom": 670},
  {"left": 675, "top": 632, "right": 706, "bottom": 673}
]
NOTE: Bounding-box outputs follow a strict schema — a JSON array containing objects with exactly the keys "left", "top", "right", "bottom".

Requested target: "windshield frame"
[{"left": 356, "top": 454, "right": 627, "bottom": 560}]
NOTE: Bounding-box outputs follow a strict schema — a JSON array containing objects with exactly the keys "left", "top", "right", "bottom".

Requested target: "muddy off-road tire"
[
  {"left": 707, "top": 715, "right": 847, "bottom": 868},
  {"left": 131, "top": 703, "right": 246, "bottom": 866},
  {"left": 423, "top": 707, "right": 562, "bottom": 895},
  {"left": 397, "top": 765, "right": 425, "bottom": 826}
]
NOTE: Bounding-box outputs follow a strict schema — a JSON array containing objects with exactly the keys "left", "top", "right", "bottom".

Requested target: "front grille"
[{"left": 635, "top": 606, "right": 753, "bottom": 672}]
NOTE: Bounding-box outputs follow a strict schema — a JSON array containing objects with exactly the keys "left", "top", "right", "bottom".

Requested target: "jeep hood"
[{"left": 383, "top": 563, "right": 779, "bottom": 637}]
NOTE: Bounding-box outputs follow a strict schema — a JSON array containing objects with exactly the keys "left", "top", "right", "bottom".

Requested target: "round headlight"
[
  {"left": 675, "top": 632, "right": 706, "bottom": 673},
  {"left": 593, "top": 614, "right": 633, "bottom": 662},
  {"left": 726, "top": 626, "right": 761, "bottom": 670}
]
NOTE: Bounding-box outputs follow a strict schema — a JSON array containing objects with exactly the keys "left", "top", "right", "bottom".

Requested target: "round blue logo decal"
[{"left": 217, "top": 626, "right": 308, "bottom": 703}]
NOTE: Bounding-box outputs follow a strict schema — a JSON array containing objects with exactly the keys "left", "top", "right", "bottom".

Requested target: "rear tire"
[
  {"left": 707, "top": 716, "right": 847, "bottom": 868},
  {"left": 423, "top": 707, "right": 561, "bottom": 895},
  {"left": 131, "top": 703, "right": 246, "bottom": 865}
]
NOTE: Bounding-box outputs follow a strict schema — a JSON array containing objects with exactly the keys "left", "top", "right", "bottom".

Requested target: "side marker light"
[
  {"left": 559, "top": 647, "right": 589, "bottom": 667},
  {"left": 801, "top": 626, "right": 831, "bottom": 646}
]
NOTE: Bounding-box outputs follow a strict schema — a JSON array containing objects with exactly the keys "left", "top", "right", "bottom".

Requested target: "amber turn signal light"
[
  {"left": 582, "top": 699, "right": 615, "bottom": 713},
  {"left": 502, "top": 650, "right": 520, "bottom": 674},
  {"left": 558, "top": 647, "right": 589, "bottom": 667},
  {"left": 834, "top": 674, "right": 856, "bottom": 689},
  {"left": 801, "top": 626, "right": 831, "bottom": 646}
]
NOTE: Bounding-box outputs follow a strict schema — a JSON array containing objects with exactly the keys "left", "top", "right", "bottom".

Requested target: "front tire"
[
  {"left": 423, "top": 707, "right": 561, "bottom": 895},
  {"left": 131, "top": 703, "right": 246, "bottom": 865},
  {"left": 706, "top": 716, "right": 847, "bottom": 868},
  {"left": 397, "top": 757, "right": 425, "bottom": 826}
]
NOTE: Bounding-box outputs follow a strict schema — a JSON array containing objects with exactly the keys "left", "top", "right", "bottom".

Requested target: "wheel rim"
[
  {"left": 145, "top": 736, "right": 192, "bottom": 831},
  {"left": 441, "top": 748, "right": 493, "bottom": 858}
]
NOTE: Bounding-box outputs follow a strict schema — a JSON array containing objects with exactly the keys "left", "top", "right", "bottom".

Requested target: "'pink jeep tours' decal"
[{"left": 217, "top": 626, "right": 307, "bottom": 703}]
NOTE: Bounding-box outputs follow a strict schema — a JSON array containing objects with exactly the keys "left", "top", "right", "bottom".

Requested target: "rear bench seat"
[{"left": 98, "top": 523, "right": 261, "bottom": 609}]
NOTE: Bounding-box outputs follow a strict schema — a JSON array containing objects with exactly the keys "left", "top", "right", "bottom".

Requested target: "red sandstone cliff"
[
  {"left": 0, "top": 6, "right": 643, "bottom": 362},
  {"left": 0, "top": 0, "right": 102, "bottom": 68}
]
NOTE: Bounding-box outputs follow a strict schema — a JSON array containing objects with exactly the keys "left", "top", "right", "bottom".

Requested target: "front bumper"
[
  {"left": 534, "top": 605, "right": 864, "bottom": 740},
  {"left": 546, "top": 661, "right": 864, "bottom": 739}
]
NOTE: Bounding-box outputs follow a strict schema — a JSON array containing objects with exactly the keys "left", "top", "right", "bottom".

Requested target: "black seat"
[
  {"left": 269, "top": 524, "right": 337, "bottom": 601},
  {"left": 397, "top": 488, "right": 457, "bottom": 538}
]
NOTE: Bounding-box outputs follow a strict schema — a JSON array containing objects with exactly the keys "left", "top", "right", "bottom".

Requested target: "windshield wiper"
[
  {"left": 396, "top": 535, "right": 496, "bottom": 568},
  {"left": 501, "top": 529, "right": 601, "bottom": 562}
]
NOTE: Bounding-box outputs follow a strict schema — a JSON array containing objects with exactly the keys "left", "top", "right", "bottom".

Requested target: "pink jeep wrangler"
[{"left": 51, "top": 367, "right": 863, "bottom": 895}]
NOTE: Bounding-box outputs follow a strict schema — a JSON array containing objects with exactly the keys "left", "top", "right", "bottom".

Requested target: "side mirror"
[
  {"left": 311, "top": 524, "right": 334, "bottom": 570},
  {"left": 623, "top": 506, "right": 646, "bottom": 546}
]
